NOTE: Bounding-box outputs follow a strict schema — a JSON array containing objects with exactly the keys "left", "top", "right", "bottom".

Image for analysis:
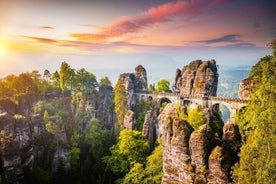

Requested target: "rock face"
[
  {"left": 0, "top": 99, "right": 37, "bottom": 184},
  {"left": 119, "top": 65, "right": 148, "bottom": 109},
  {"left": 143, "top": 107, "right": 159, "bottom": 150},
  {"left": 173, "top": 60, "right": 218, "bottom": 96},
  {"left": 158, "top": 103, "right": 194, "bottom": 184},
  {"left": 123, "top": 110, "right": 136, "bottom": 130},
  {"left": 97, "top": 85, "right": 114, "bottom": 129},
  {"left": 158, "top": 103, "right": 241, "bottom": 184},
  {"left": 0, "top": 97, "right": 74, "bottom": 184},
  {"left": 238, "top": 77, "right": 253, "bottom": 99},
  {"left": 189, "top": 124, "right": 215, "bottom": 184}
]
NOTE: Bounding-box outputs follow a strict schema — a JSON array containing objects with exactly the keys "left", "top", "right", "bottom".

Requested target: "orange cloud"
[{"left": 70, "top": 0, "right": 233, "bottom": 43}]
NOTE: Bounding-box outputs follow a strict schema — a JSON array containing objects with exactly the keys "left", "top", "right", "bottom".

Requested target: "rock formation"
[
  {"left": 156, "top": 60, "right": 242, "bottom": 184},
  {"left": 238, "top": 77, "right": 253, "bottom": 99},
  {"left": 97, "top": 85, "right": 114, "bottom": 129},
  {"left": 0, "top": 98, "right": 38, "bottom": 184},
  {"left": 118, "top": 65, "right": 148, "bottom": 110},
  {"left": 158, "top": 103, "right": 194, "bottom": 184},
  {"left": 173, "top": 60, "right": 218, "bottom": 96},
  {"left": 123, "top": 110, "right": 136, "bottom": 130},
  {"left": 158, "top": 103, "right": 241, "bottom": 184}
]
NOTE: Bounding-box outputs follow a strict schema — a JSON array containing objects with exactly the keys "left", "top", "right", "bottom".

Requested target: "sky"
[{"left": 0, "top": 0, "right": 275, "bottom": 84}]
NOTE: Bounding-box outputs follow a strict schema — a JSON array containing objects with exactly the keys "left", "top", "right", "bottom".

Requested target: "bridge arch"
[
  {"left": 210, "top": 99, "right": 247, "bottom": 122},
  {"left": 183, "top": 99, "right": 192, "bottom": 108},
  {"left": 157, "top": 97, "right": 172, "bottom": 107},
  {"left": 212, "top": 103, "right": 231, "bottom": 122}
]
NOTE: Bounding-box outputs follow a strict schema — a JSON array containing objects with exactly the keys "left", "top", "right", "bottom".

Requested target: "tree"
[
  {"left": 59, "top": 61, "right": 74, "bottom": 93},
  {"left": 148, "top": 83, "right": 155, "bottom": 92},
  {"left": 69, "top": 131, "right": 80, "bottom": 174},
  {"left": 187, "top": 107, "right": 206, "bottom": 129},
  {"left": 86, "top": 118, "right": 112, "bottom": 159},
  {"left": 156, "top": 79, "right": 170, "bottom": 92},
  {"left": 122, "top": 139, "right": 163, "bottom": 184},
  {"left": 134, "top": 99, "right": 151, "bottom": 131},
  {"left": 232, "top": 38, "right": 276, "bottom": 184},
  {"left": 114, "top": 78, "right": 128, "bottom": 125},
  {"left": 74, "top": 68, "right": 98, "bottom": 95},
  {"left": 99, "top": 76, "right": 112, "bottom": 87},
  {"left": 51, "top": 71, "right": 60, "bottom": 89},
  {"left": 103, "top": 129, "right": 150, "bottom": 176}
]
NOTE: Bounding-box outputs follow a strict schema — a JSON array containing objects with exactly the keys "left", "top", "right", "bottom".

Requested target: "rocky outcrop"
[
  {"left": 158, "top": 103, "right": 241, "bottom": 184},
  {"left": 97, "top": 85, "right": 114, "bottom": 129},
  {"left": 0, "top": 97, "right": 73, "bottom": 184},
  {"left": 158, "top": 103, "right": 194, "bottom": 184},
  {"left": 143, "top": 107, "right": 158, "bottom": 150},
  {"left": 173, "top": 60, "right": 218, "bottom": 96},
  {"left": 238, "top": 77, "right": 253, "bottom": 99},
  {"left": 123, "top": 110, "right": 136, "bottom": 130},
  {"left": 207, "top": 146, "right": 231, "bottom": 184},
  {"left": 119, "top": 65, "right": 148, "bottom": 109},
  {"left": 189, "top": 124, "right": 215, "bottom": 184},
  {"left": 0, "top": 108, "right": 34, "bottom": 184}
]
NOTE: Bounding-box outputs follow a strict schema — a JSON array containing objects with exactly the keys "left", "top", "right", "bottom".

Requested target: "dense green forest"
[{"left": 232, "top": 39, "right": 276, "bottom": 183}]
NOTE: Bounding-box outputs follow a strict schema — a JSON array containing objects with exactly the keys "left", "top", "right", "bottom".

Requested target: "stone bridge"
[{"left": 135, "top": 91, "right": 248, "bottom": 120}]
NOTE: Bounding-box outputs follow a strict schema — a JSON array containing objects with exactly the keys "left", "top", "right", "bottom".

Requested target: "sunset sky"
[{"left": 0, "top": 0, "right": 275, "bottom": 83}]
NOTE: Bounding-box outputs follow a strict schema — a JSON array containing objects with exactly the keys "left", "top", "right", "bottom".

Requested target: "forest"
[{"left": 0, "top": 38, "right": 275, "bottom": 184}]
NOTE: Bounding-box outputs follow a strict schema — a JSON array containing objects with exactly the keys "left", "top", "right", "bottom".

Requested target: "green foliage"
[
  {"left": 86, "top": 118, "right": 112, "bottom": 159},
  {"left": 122, "top": 163, "right": 146, "bottom": 184},
  {"left": 99, "top": 76, "right": 112, "bottom": 87},
  {"left": 143, "top": 142, "right": 163, "bottom": 183},
  {"left": 156, "top": 79, "right": 170, "bottom": 92},
  {"left": 103, "top": 129, "right": 149, "bottom": 175},
  {"left": 175, "top": 104, "right": 186, "bottom": 120},
  {"left": 69, "top": 131, "right": 80, "bottom": 174},
  {"left": 232, "top": 39, "right": 276, "bottom": 184},
  {"left": 73, "top": 68, "right": 98, "bottom": 95},
  {"left": 148, "top": 83, "right": 156, "bottom": 92},
  {"left": 0, "top": 71, "right": 48, "bottom": 98},
  {"left": 134, "top": 99, "right": 151, "bottom": 131},
  {"left": 122, "top": 140, "right": 163, "bottom": 184},
  {"left": 35, "top": 100, "right": 55, "bottom": 115},
  {"left": 51, "top": 71, "right": 60, "bottom": 89},
  {"left": 59, "top": 61, "right": 75, "bottom": 93},
  {"left": 114, "top": 78, "right": 128, "bottom": 125},
  {"left": 159, "top": 101, "right": 168, "bottom": 113},
  {"left": 28, "top": 166, "right": 52, "bottom": 184},
  {"left": 187, "top": 107, "right": 206, "bottom": 129}
]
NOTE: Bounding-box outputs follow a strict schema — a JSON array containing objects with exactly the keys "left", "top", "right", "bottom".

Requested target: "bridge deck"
[{"left": 135, "top": 91, "right": 248, "bottom": 104}]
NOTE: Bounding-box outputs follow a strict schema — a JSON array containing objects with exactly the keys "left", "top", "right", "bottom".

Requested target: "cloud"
[
  {"left": 24, "top": 36, "right": 57, "bottom": 44},
  {"left": 39, "top": 26, "right": 55, "bottom": 29},
  {"left": 70, "top": 0, "right": 233, "bottom": 42},
  {"left": 195, "top": 34, "right": 241, "bottom": 44}
]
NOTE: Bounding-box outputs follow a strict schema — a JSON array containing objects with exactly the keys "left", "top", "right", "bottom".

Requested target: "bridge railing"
[{"left": 134, "top": 91, "right": 248, "bottom": 104}]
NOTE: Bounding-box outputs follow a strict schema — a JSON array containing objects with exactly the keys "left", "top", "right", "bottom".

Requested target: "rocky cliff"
[
  {"left": 119, "top": 65, "right": 148, "bottom": 110},
  {"left": 118, "top": 65, "right": 148, "bottom": 129},
  {"left": 97, "top": 85, "right": 114, "bottom": 129},
  {"left": 0, "top": 97, "right": 39, "bottom": 184},
  {"left": 154, "top": 60, "right": 242, "bottom": 183},
  {"left": 238, "top": 77, "right": 253, "bottom": 99},
  {"left": 173, "top": 60, "right": 218, "bottom": 96},
  {"left": 158, "top": 103, "right": 241, "bottom": 184}
]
